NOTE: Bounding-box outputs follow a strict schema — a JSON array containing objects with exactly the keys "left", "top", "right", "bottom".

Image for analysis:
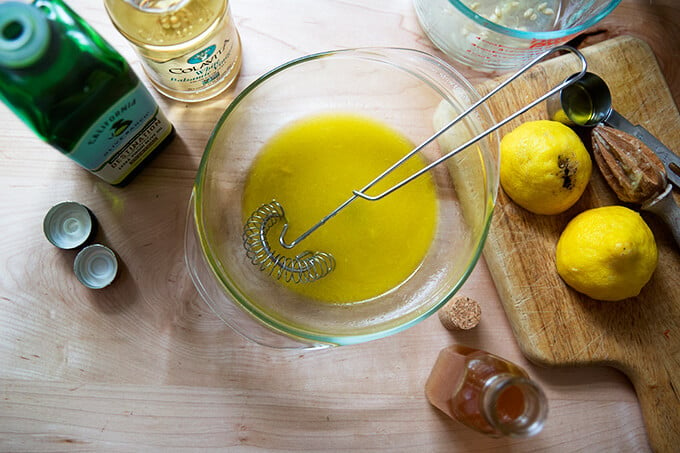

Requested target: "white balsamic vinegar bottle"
[{"left": 104, "top": 0, "right": 242, "bottom": 102}]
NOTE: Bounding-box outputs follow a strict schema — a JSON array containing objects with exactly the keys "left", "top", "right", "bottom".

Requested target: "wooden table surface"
[{"left": 1, "top": 1, "right": 678, "bottom": 451}]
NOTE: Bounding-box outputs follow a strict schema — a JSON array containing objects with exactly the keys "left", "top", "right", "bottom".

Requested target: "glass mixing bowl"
[{"left": 185, "top": 48, "right": 499, "bottom": 349}]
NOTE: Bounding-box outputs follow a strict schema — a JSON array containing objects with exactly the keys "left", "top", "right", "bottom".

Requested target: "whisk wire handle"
[{"left": 355, "top": 45, "right": 588, "bottom": 201}]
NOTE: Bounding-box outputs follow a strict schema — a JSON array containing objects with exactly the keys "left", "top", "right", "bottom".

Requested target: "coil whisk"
[
  {"left": 242, "top": 46, "right": 587, "bottom": 284},
  {"left": 243, "top": 201, "right": 336, "bottom": 283}
]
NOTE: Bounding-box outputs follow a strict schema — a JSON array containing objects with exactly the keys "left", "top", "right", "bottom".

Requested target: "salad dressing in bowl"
[{"left": 242, "top": 113, "right": 438, "bottom": 303}]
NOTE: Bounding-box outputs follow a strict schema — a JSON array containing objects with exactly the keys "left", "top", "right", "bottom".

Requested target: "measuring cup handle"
[{"left": 605, "top": 111, "right": 680, "bottom": 189}]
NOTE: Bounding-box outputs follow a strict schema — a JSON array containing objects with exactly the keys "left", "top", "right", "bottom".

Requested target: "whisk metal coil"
[{"left": 243, "top": 201, "right": 336, "bottom": 283}]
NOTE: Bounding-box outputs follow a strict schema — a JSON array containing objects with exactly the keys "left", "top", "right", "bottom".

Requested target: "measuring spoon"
[{"left": 548, "top": 71, "right": 680, "bottom": 248}]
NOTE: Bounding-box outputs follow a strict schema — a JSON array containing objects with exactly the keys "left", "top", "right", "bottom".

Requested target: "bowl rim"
[
  {"left": 447, "top": 0, "right": 621, "bottom": 40},
  {"left": 191, "top": 47, "right": 498, "bottom": 345}
]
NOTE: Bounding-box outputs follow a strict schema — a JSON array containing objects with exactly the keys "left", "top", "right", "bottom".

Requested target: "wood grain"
[
  {"left": 480, "top": 36, "right": 680, "bottom": 453},
  {"left": 0, "top": 1, "right": 676, "bottom": 451}
]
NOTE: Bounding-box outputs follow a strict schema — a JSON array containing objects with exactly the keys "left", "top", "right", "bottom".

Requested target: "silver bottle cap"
[
  {"left": 43, "top": 201, "right": 95, "bottom": 249},
  {"left": 73, "top": 244, "right": 118, "bottom": 289}
]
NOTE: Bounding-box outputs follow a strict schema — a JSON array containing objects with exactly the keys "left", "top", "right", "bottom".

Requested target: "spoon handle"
[
  {"left": 605, "top": 110, "right": 680, "bottom": 190},
  {"left": 642, "top": 185, "right": 680, "bottom": 249}
]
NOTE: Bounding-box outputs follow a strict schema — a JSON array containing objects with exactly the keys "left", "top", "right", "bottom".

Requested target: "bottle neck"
[
  {"left": 480, "top": 373, "right": 548, "bottom": 437},
  {"left": 124, "top": 0, "right": 192, "bottom": 13},
  {"left": 0, "top": 2, "right": 51, "bottom": 69}
]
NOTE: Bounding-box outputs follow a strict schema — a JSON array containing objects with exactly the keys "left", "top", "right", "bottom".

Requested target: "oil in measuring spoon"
[
  {"left": 242, "top": 113, "right": 439, "bottom": 304},
  {"left": 562, "top": 83, "right": 596, "bottom": 125}
]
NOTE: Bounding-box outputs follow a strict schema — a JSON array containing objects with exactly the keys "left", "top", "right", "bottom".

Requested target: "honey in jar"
[{"left": 425, "top": 344, "right": 548, "bottom": 437}]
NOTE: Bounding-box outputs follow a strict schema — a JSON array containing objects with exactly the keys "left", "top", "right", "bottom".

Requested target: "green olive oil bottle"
[{"left": 0, "top": 0, "right": 175, "bottom": 185}]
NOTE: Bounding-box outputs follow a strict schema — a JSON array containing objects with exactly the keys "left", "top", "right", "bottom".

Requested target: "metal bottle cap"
[
  {"left": 73, "top": 244, "right": 118, "bottom": 289},
  {"left": 43, "top": 201, "right": 96, "bottom": 249}
]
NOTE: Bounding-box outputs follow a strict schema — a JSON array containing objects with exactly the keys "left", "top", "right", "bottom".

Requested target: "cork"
[{"left": 438, "top": 295, "right": 481, "bottom": 330}]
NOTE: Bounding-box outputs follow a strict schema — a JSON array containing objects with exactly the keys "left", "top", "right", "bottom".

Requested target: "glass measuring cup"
[{"left": 413, "top": 0, "right": 620, "bottom": 72}]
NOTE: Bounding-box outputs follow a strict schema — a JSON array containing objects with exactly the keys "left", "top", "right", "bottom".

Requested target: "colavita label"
[{"left": 140, "top": 24, "right": 238, "bottom": 93}]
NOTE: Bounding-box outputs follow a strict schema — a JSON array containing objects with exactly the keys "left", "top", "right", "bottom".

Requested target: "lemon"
[
  {"left": 555, "top": 206, "right": 658, "bottom": 301},
  {"left": 500, "top": 120, "right": 592, "bottom": 215}
]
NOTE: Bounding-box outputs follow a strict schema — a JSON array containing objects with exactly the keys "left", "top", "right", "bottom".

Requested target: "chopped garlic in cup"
[{"left": 464, "top": 0, "right": 560, "bottom": 32}]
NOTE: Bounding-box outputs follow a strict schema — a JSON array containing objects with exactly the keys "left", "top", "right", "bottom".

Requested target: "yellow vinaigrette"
[{"left": 242, "top": 113, "right": 439, "bottom": 303}]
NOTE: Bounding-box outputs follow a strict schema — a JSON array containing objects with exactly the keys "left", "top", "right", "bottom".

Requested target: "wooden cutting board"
[{"left": 479, "top": 36, "right": 680, "bottom": 453}]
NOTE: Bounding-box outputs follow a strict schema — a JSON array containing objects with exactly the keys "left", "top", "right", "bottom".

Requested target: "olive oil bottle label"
[
  {"left": 139, "top": 24, "right": 239, "bottom": 94},
  {"left": 69, "top": 82, "right": 173, "bottom": 185}
]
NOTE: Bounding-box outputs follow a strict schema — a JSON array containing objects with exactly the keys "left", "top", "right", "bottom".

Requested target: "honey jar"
[{"left": 425, "top": 344, "right": 548, "bottom": 437}]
